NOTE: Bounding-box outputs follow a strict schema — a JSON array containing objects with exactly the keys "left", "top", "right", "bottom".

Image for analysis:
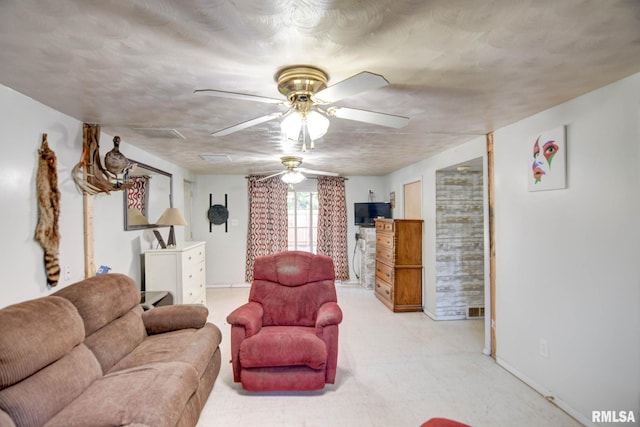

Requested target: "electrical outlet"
[
  {"left": 539, "top": 339, "right": 549, "bottom": 358},
  {"left": 64, "top": 265, "right": 71, "bottom": 281}
]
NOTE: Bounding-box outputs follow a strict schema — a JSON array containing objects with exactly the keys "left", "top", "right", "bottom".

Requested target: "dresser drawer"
[
  {"left": 375, "top": 220, "right": 394, "bottom": 233},
  {"left": 376, "top": 232, "right": 394, "bottom": 249},
  {"left": 376, "top": 245, "right": 395, "bottom": 264},
  {"left": 183, "top": 263, "right": 205, "bottom": 291},
  {"left": 375, "top": 261, "right": 394, "bottom": 284},
  {"left": 183, "top": 246, "right": 205, "bottom": 269},
  {"left": 375, "top": 279, "right": 393, "bottom": 303},
  {"left": 184, "top": 285, "right": 206, "bottom": 305}
]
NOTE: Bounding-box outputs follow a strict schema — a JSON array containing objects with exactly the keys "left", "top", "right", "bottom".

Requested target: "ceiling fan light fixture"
[
  {"left": 281, "top": 111, "right": 303, "bottom": 141},
  {"left": 306, "top": 110, "right": 329, "bottom": 140},
  {"left": 281, "top": 170, "right": 306, "bottom": 184},
  {"left": 280, "top": 110, "right": 329, "bottom": 145}
]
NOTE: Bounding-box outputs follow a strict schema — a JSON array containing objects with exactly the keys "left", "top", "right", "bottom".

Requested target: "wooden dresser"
[
  {"left": 374, "top": 219, "right": 423, "bottom": 312},
  {"left": 144, "top": 241, "right": 206, "bottom": 305}
]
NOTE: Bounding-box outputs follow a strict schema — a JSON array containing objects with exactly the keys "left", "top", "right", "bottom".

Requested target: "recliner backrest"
[{"left": 250, "top": 251, "right": 336, "bottom": 327}]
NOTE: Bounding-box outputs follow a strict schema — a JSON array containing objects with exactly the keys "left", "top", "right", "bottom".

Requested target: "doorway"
[{"left": 434, "top": 158, "right": 485, "bottom": 321}]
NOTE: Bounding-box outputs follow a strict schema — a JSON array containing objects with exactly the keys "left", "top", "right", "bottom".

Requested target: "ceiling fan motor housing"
[
  {"left": 276, "top": 66, "right": 328, "bottom": 104},
  {"left": 280, "top": 155, "right": 303, "bottom": 169}
]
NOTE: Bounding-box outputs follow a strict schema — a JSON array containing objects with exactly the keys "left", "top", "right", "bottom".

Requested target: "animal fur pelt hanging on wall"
[{"left": 35, "top": 134, "right": 61, "bottom": 287}]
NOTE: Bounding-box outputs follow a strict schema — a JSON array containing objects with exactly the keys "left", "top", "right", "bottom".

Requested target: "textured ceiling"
[{"left": 1, "top": 0, "right": 639, "bottom": 176}]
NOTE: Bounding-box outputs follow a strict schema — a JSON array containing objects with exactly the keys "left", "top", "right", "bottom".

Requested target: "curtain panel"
[
  {"left": 317, "top": 176, "right": 349, "bottom": 280},
  {"left": 245, "top": 175, "right": 289, "bottom": 282}
]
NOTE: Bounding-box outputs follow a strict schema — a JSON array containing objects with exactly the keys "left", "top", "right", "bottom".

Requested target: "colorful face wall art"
[
  {"left": 528, "top": 125, "right": 566, "bottom": 191},
  {"left": 532, "top": 137, "right": 559, "bottom": 184}
]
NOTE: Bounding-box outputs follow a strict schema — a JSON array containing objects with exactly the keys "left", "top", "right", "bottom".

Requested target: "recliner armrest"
[
  {"left": 141, "top": 304, "right": 208, "bottom": 335},
  {"left": 226, "top": 302, "right": 263, "bottom": 337},
  {"left": 315, "top": 302, "right": 343, "bottom": 329}
]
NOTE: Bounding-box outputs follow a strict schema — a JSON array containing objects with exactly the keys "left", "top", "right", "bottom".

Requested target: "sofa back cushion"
[
  {"left": 0, "top": 296, "right": 102, "bottom": 426},
  {"left": 0, "top": 296, "right": 85, "bottom": 387},
  {"left": 53, "top": 273, "right": 141, "bottom": 336},
  {"left": 54, "top": 273, "right": 147, "bottom": 373},
  {"left": 250, "top": 251, "right": 337, "bottom": 327}
]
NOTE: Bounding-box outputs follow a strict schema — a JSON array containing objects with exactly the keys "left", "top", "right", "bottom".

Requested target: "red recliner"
[{"left": 226, "top": 251, "right": 343, "bottom": 391}]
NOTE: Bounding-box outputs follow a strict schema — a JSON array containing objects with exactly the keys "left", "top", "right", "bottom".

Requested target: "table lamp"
[{"left": 155, "top": 207, "right": 187, "bottom": 248}]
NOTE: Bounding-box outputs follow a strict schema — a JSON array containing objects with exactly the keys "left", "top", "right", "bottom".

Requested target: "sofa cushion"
[
  {"left": 0, "top": 344, "right": 101, "bottom": 427},
  {"left": 239, "top": 326, "right": 327, "bottom": 370},
  {"left": 83, "top": 307, "right": 147, "bottom": 374},
  {"left": 0, "top": 296, "right": 85, "bottom": 387},
  {"left": 109, "top": 324, "right": 222, "bottom": 378},
  {"left": 53, "top": 273, "right": 140, "bottom": 336},
  {"left": 44, "top": 362, "right": 199, "bottom": 427}
]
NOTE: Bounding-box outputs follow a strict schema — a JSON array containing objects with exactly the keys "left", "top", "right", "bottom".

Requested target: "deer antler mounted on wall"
[{"left": 72, "top": 123, "right": 133, "bottom": 194}]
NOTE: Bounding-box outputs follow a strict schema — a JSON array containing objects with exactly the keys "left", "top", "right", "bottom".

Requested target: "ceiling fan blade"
[
  {"left": 327, "top": 106, "right": 409, "bottom": 129},
  {"left": 211, "top": 112, "right": 285, "bottom": 137},
  {"left": 194, "top": 89, "right": 285, "bottom": 105},
  {"left": 313, "top": 72, "right": 388, "bottom": 104},
  {"left": 298, "top": 168, "right": 339, "bottom": 177},
  {"left": 257, "top": 171, "right": 286, "bottom": 181}
]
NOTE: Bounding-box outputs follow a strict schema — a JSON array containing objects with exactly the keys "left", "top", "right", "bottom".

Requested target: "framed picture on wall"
[{"left": 528, "top": 125, "right": 567, "bottom": 191}]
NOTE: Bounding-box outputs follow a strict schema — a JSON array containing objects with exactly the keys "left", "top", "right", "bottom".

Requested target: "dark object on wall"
[
  {"left": 208, "top": 194, "right": 229, "bottom": 232},
  {"left": 35, "top": 134, "right": 61, "bottom": 286},
  {"left": 354, "top": 202, "right": 392, "bottom": 226}
]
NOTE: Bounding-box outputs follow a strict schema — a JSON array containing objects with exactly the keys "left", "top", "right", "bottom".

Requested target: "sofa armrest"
[
  {"left": 226, "top": 302, "right": 263, "bottom": 337},
  {"left": 141, "top": 304, "right": 209, "bottom": 335},
  {"left": 316, "top": 302, "right": 343, "bottom": 329}
]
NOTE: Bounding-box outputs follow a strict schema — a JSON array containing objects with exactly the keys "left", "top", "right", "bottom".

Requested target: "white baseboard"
[
  {"left": 206, "top": 283, "right": 250, "bottom": 288},
  {"left": 496, "top": 357, "right": 593, "bottom": 427}
]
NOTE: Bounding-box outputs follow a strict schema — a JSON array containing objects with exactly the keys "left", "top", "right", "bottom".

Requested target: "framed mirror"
[{"left": 123, "top": 160, "right": 173, "bottom": 230}]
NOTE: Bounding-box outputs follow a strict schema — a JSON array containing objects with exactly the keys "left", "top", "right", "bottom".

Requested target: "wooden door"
[{"left": 403, "top": 180, "right": 422, "bottom": 219}]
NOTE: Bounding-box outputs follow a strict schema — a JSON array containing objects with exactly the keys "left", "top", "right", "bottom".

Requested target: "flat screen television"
[{"left": 354, "top": 202, "right": 392, "bottom": 226}]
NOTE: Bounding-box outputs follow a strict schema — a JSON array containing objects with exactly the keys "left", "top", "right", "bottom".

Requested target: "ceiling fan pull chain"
[{"left": 301, "top": 121, "right": 308, "bottom": 152}]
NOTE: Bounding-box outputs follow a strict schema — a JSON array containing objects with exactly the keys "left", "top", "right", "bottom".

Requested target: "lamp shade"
[
  {"left": 127, "top": 208, "right": 148, "bottom": 225},
  {"left": 306, "top": 110, "right": 329, "bottom": 140},
  {"left": 155, "top": 207, "right": 188, "bottom": 226},
  {"left": 281, "top": 112, "right": 302, "bottom": 141}
]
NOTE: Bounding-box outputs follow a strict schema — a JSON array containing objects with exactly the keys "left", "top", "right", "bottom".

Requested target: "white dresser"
[{"left": 144, "top": 241, "right": 206, "bottom": 304}]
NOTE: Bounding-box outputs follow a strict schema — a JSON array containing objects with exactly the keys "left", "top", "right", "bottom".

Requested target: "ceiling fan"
[
  {"left": 258, "top": 155, "right": 338, "bottom": 185},
  {"left": 195, "top": 65, "right": 409, "bottom": 149}
]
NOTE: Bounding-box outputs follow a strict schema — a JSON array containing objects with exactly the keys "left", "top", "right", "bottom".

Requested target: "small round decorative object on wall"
[
  {"left": 208, "top": 194, "right": 229, "bottom": 232},
  {"left": 208, "top": 204, "right": 229, "bottom": 225}
]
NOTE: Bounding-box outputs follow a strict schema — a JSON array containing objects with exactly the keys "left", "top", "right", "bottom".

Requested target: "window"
[{"left": 287, "top": 191, "right": 318, "bottom": 253}]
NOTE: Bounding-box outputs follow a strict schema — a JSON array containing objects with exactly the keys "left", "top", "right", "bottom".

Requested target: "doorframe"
[{"left": 487, "top": 132, "right": 496, "bottom": 359}]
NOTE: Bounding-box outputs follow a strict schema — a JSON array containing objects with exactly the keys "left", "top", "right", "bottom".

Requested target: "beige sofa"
[{"left": 0, "top": 273, "right": 222, "bottom": 427}]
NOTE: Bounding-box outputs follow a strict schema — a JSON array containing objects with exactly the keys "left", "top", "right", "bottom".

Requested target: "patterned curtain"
[
  {"left": 317, "top": 176, "right": 349, "bottom": 280},
  {"left": 127, "top": 176, "right": 148, "bottom": 215},
  {"left": 245, "top": 175, "right": 289, "bottom": 282}
]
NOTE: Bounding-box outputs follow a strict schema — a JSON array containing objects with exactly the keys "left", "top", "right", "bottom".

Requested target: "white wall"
[
  {"left": 193, "top": 174, "right": 248, "bottom": 286},
  {"left": 0, "top": 84, "right": 192, "bottom": 308},
  {"left": 492, "top": 73, "right": 640, "bottom": 425}
]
